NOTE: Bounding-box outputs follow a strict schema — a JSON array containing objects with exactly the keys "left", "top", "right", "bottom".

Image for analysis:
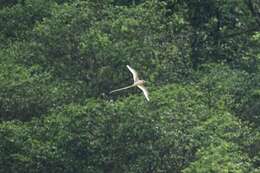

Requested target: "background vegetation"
[{"left": 0, "top": 0, "right": 259, "bottom": 172}]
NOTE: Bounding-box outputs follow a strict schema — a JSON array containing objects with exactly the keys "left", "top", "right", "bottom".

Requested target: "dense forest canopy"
[{"left": 0, "top": 0, "right": 259, "bottom": 172}]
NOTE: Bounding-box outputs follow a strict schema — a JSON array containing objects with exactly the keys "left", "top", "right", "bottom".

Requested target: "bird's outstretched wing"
[
  {"left": 137, "top": 85, "right": 150, "bottom": 101},
  {"left": 127, "top": 65, "right": 139, "bottom": 82}
]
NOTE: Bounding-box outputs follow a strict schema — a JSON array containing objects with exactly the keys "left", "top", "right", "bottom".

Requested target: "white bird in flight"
[{"left": 110, "top": 65, "right": 150, "bottom": 101}]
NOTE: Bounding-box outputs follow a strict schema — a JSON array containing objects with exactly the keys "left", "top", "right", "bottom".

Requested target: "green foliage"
[
  {"left": 0, "top": 0, "right": 55, "bottom": 46},
  {"left": 239, "top": 74, "right": 260, "bottom": 125},
  {"left": 14, "top": 0, "right": 190, "bottom": 98},
  {"left": 196, "top": 64, "right": 252, "bottom": 110},
  {"left": 0, "top": 0, "right": 259, "bottom": 172},
  {"left": 183, "top": 0, "right": 259, "bottom": 70},
  {"left": 0, "top": 84, "right": 257, "bottom": 172},
  {"left": 0, "top": 47, "right": 85, "bottom": 120},
  {"left": 0, "top": 62, "right": 83, "bottom": 120},
  {"left": 183, "top": 141, "right": 252, "bottom": 173},
  {"left": 195, "top": 63, "right": 260, "bottom": 125}
]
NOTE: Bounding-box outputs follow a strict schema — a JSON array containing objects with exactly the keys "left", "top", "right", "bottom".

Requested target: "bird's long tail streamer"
[{"left": 110, "top": 85, "right": 135, "bottom": 93}]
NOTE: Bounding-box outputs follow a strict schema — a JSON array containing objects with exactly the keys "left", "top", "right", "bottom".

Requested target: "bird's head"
[{"left": 140, "top": 80, "right": 146, "bottom": 84}]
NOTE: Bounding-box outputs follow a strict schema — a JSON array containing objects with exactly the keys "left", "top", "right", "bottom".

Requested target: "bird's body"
[{"left": 110, "top": 65, "right": 150, "bottom": 101}]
